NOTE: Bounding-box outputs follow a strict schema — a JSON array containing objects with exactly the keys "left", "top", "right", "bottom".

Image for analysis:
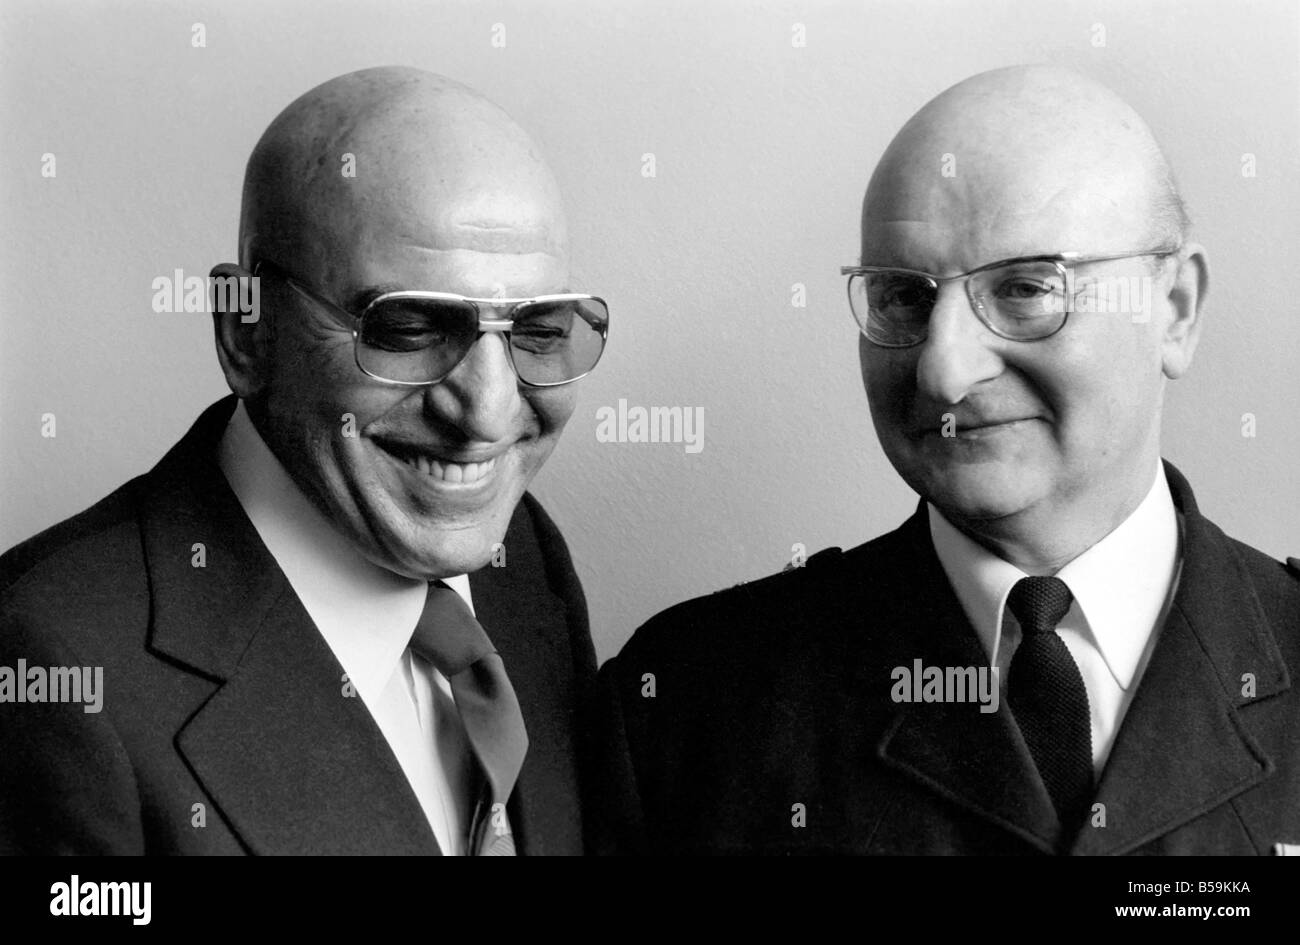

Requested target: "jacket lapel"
[
  {"left": 1071, "top": 463, "right": 1288, "bottom": 854},
  {"left": 142, "top": 397, "right": 440, "bottom": 855},
  {"left": 873, "top": 506, "right": 1060, "bottom": 853},
  {"left": 471, "top": 503, "right": 583, "bottom": 855}
]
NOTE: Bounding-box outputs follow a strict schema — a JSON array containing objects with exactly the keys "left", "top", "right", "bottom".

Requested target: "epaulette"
[
  {"left": 719, "top": 547, "right": 847, "bottom": 592},
  {"left": 807, "top": 546, "right": 843, "bottom": 568},
  {"left": 782, "top": 546, "right": 844, "bottom": 573}
]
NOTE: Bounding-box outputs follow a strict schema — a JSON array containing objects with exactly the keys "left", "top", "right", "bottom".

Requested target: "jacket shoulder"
[
  {"left": 1229, "top": 538, "right": 1300, "bottom": 625},
  {"left": 610, "top": 524, "right": 912, "bottom": 674},
  {"left": 515, "top": 491, "right": 595, "bottom": 676},
  {"left": 0, "top": 474, "right": 149, "bottom": 602},
  {"left": 518, "top": 492, "right": 581, "bottom": 590},
  {"left": 1226, "top": 535, "right": 1300, "bottom": 591}
]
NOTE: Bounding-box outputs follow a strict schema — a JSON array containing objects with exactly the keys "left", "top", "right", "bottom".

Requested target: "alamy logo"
[
  {"left": 151, "top": 268, "right": 260, "bottom": 322},
  {"left": 50, "top": 875, "right": 151, "bottom": 925},
  {"left": 1045, "top": 270, "right": 1156, "bottom": 320},
  {"left": 890, "top": 659, "right": 1000, "bottom": 714},
  {"left": 0, "top": 660, "right": 103, "bottom": 713},
  {"left": 595, "top": 399, "right": 704, "bottom": 454}
]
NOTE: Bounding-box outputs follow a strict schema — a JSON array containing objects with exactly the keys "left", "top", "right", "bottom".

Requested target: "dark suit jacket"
[
  {"left": 590, "top": 462, "right": 1300, "bottom": 854},
  {"left": 0, "top": 396, "right": 597, "bottom": 855}
]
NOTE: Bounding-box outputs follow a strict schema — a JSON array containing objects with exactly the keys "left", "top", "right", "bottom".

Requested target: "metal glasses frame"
[
  {"left": 254, "top": 260, "right": 609, "bottom": 387},
  {"left": 840, "top": 246, "right": 1181, "bottom": 347}
]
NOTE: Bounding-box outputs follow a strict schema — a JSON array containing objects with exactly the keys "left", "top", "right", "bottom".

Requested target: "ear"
[
  {"left": 1160, "top": 242, "right": 1208, "bottom": 380},
  {"left": 210, "top": 263, "right": 273, "bottom": 400}
]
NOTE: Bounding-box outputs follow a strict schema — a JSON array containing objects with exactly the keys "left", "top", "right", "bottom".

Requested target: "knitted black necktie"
[{"left": 1006, "top": 576, "right": 1093, "bottom": 847}]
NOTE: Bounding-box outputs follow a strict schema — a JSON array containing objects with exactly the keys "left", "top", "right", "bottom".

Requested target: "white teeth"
[{"left": 399, "top": 453, "right": 496, "bottom": 484}]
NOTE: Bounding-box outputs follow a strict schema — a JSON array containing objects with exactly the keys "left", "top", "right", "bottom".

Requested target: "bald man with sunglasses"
[{"left": 0, "top": 66, "right": 606, "bottom": 855}]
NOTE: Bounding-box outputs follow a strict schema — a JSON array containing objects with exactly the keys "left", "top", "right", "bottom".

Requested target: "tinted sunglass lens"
[
  {"left": 358, "top": 298, "right": 478, "bottom": 382},
  {"left": 509, "top": 299, "right": 608, "bottom": 384}
]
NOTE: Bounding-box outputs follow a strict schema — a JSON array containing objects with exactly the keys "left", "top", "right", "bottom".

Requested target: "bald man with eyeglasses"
[
  {"left": 589, "top": 65, "right": 1300, "bottom": 856},
  {"left": 0, "top": 66, "right": 606, "bottom": 855}
]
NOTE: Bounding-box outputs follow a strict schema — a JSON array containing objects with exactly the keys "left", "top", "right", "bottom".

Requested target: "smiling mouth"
[
  {"left": 376, "top": 442, "right": 500, "bottom": 485},
  {"left": 921, "top": 418, "right": 1037, "bottom": 438}
]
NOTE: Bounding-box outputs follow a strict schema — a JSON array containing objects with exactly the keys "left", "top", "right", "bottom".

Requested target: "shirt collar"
[
  {"left": 928, "top": 461, "right": 1179, "bottom": 690},
  {"left": 217, "top": 400, "right": 474, "bottom": 703}
]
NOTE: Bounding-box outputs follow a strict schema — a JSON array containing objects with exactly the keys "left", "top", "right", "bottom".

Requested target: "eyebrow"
[
  {"left": 858, "top": 254, "right": 1067, "bottom": 276},
  {"left": 343, "top": 283, "right": 405, "bottom": 312},
  {"left": 345, "top": 283, "right": 578, "bottom": 308}
]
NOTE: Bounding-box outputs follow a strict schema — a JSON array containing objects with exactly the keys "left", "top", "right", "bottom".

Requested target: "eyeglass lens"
[
  {"left": 852, "top": 260, "right": 1068, "bottom": 344},
  {"left": 357, "top": 297, "right": 608, "bottom": 384}
]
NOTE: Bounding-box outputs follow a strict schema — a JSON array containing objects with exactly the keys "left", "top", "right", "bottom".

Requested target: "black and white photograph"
[{"left": 0, "top": 0, "right": 1296, "bottom": 918}]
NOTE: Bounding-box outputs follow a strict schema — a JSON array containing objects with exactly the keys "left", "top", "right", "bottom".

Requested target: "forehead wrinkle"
[
  {"left": 346, "top": 246, "right": 567, "bottom": 302},
  {"left": 393, "top": 244, "right": 563, "bottom": 265},
  {"left": 441, "top": 222, "right": 557, "bottom": 254}
]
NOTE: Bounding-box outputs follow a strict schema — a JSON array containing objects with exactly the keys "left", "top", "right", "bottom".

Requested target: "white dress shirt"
[
  {"left": 218, "top": 400, "right": 474, "bottom": 854},
  {"left": 928, "top": 461, "right": 1182, "bottom": 776}
]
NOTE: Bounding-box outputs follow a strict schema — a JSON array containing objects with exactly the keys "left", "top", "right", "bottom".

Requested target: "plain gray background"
[{"left": 2, "top": 0, "right": 1297, "bottom": 662}]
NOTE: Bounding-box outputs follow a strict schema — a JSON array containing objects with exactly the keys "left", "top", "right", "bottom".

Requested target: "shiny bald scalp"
[
  {"left": 237, "top": 65, "right": 568, "bottom": 275},
  {"left": 861, "top": 65, "right": 1190, "bottom": 264}
]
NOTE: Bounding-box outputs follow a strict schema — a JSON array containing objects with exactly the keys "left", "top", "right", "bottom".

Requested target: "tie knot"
[
  {"left": 1007, "top": 576, "right": 1074, "bottom": 635},
  {"left": 409, "top": 581, "right": 495, "bottom": 677}
]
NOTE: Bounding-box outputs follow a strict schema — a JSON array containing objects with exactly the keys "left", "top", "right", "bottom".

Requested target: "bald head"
[
  {"left": 215, "top": 67, "right": 587, "bottom": 582},
  {"left": 856, "top": 65, "right": 1211, "bottom": 572},
  {"left": 239, "top": 65, "right": 567, "bottom": 287},
  {"left": 861, "top": 65, "right": 1188, "bottom": 268}
]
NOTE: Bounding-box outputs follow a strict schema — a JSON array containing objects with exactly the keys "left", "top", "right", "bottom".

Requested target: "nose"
[
  {"left": 914, "top": 282, "right": 1004, "bottom": 405},
  {"left": 422, "top": 331, "right": 522, "bottom": 443}
]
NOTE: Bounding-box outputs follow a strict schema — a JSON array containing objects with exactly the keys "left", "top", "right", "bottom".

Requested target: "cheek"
[
  {"left": 269, "top": 322, "right": 356, "bottom": 405},
  {"left": 266, "top": 331, "right": 400, "bottom": 460},
  {"left": 861, "top": 347, "right": 914, "bottom": 424},
  {"left": 523, "top": 388, "right": 578, "bottom": 441},
  {"left": 1033, "top": 341, "right": 1155, "bottom": 447}
]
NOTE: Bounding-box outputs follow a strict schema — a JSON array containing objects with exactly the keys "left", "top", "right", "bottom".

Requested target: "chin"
[
  {"left": 906, "top": 464, "right": 1041, "bottom": 524},
  {"left": 397, "top": 514, "right": 518, "bottom": 578}
]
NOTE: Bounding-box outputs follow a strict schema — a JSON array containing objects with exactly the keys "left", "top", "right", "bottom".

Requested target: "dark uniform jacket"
[
  {"left": 590, "top": 463, "right": 1300, "bottom": 855},
  {"left": 0, "top": 396, "right": 597, "bottom": 855}
]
